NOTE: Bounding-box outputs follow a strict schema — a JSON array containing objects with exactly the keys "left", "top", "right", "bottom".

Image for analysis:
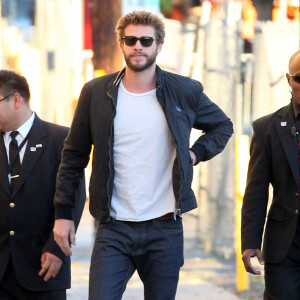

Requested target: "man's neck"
[
  {"left": 13, "top": 108, "right": 33, "bottom": 131},
  {"left": 122, "top": 64, "right": 157, "bottom": 94}
]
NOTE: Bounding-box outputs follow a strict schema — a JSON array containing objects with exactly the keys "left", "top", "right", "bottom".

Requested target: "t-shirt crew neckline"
[{"left": 120, "top": 80, "right": 156, "bottom": 97}]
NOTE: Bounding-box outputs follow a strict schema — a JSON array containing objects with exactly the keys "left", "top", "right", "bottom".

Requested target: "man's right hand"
[
  {"left": 242, "top": 249, "right": 265, "bottom": 275},
  {"left": 53, "top": 219, "right": 76, "bottom": 256}
]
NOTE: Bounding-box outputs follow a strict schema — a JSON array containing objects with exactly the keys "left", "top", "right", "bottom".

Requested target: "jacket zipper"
[
  {"left": 106, "top": 91, "right": 116, "bottom": 220},
  {"left": 156, "top": 85, "right": 182, "bottom": 216}
]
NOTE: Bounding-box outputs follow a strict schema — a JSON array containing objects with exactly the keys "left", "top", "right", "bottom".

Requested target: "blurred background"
[{"left": 0, "top": 0, "right": 299, "bottom": 299}]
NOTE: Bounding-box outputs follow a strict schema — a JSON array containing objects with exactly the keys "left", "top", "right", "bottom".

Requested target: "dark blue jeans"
[{"left": 89, "top": 217, "right": 184, "bottom": 300}]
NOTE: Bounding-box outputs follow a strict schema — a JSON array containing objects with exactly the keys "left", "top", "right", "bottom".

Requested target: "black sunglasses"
[
  {"left": 122, "top": 36, "right": 156, "bottom": 47},
  {"left": 290, "top": 74, "right": 300, "bottom": 84}
]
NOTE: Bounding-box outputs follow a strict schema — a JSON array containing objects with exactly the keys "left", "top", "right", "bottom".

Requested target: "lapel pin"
[
  {"left": 30, "top": 147, "right": 36, "bottom": 151},
  {"left": 36, "top": 144, "right": 42, "bottom": 148},
  {"left": 281, "top": 122, "right": 287, "bottom": 127}
]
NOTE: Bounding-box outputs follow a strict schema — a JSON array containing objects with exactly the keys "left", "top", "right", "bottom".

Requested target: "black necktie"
[{"left": 9, "top": 131, "right": 21, "bottom": 193}]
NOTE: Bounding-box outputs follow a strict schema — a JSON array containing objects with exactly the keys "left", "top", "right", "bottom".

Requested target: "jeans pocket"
[{"left": 156, "top": 219, "right": 183, "bottom": 233}]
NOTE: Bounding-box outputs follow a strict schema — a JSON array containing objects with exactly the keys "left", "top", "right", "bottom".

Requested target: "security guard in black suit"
[
  {"left": 242, "top": 50, "right": 300, "bottom": 299},
  {"left": 0, "top": 70, "right": 85, "bottom": 299}
]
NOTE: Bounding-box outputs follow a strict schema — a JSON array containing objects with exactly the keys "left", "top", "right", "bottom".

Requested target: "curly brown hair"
[{"left": 115, "top": 11, "right": 165, "bottom": 45}]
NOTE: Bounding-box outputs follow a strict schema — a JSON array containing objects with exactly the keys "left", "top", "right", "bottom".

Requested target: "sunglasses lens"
[
  {"left": 140, "top": 37, "right": 154, "bottom": 47},
  {"left": 293, "top": 75, "right": 300, "bottom": 84},
  {"left": 123, "top": 36, "right": 155, "bottom": 47},
  {"left": 124, "top": 36, "right": 137, "bottom": 46}
]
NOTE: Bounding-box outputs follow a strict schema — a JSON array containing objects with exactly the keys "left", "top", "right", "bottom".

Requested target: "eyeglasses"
[
  {"left": 290, "top": 74, "right": 300, "bottom": 84},
  {"left": 122, "top": 36, "right": 156, "bottom": 47},
  {"left": 0, "top": 93, "right": 13, "bottom": 103}
]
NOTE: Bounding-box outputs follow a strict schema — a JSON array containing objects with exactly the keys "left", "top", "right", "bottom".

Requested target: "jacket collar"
[
  {"left": 107, "top": 69, "right": 125, "bottom": 106},
  {"left": 109, "top": 65, "right": 164, "bottom": 89},
  {"left": 107, "top": 65, "right": 164, "bottom": 103},
  {"left": 0, "top": 115, "right": 48, "bottom": 198},
  {"left": 11, "top": 115, "right": 48, "bottom": 198},
  {"left": 0, "top": 134, "right": 10, "bottom": 196},
  {"left": 276, "top": 102, "right": 294, "bottom": 120},
  {"left": 155, "top": 65, "right": 163, "bottom": 86},
  {"left": 276, "top": 103, "right": 299, "bottom": 186},
  {"left": 112, "top": 68, "right": 125, "bottom": 86}
]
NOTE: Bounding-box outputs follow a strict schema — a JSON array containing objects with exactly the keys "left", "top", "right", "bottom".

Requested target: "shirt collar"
[{"left": 4, "top": 112, "right": 35, "bottom": 142}]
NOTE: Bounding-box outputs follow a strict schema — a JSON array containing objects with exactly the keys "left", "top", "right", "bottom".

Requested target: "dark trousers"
[
  {"left": 89, "top": 217, "right": 184, "bottom": 300},
  {"left": 264, "top": 255, "right": 300, "bottom": 300},
  {"left": 0, "top": 258, "right": 66, "bottom": 300}
]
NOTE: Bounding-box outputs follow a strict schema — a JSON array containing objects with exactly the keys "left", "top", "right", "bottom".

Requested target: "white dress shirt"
[{"left": 3, "top": 112, "right": 35, "bottom": 181}]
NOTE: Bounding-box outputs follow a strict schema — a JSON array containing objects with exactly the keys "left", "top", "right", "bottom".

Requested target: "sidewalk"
[{"left": 67, "top": 203, "right": 243, "bottom": 300}]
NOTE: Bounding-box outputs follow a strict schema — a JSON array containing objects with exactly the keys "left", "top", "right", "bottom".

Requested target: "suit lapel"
[
  {"left": 12, "top": 116, "right": 48, "bottom": 198},
  {"left": 0, "top": 134, "right": 10, "bottom": 197},
  {"left": 276, "top": 104, "right": 299, "bottom": 186}
]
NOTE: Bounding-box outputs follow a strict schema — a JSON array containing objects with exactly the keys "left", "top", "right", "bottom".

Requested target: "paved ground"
[{"left": 67, "top": 203, "right": 264, "bottom": 299}]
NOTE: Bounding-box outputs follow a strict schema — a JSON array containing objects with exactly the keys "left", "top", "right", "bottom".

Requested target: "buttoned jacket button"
[
  {"left": 10, "top": 231, "right": 15, "bottom": 236},
  {"left": 9, "top": 203, "right": 15, "bottom": 208}
]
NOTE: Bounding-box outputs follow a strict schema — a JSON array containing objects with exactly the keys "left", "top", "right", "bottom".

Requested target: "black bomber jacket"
[{"left": 54, "top": 66, "right": 233, "bottom": 223}]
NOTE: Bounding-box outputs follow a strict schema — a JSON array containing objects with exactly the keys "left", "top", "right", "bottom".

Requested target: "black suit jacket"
[
  {"left": 0, "top": 115, "right": 86, "bottom": 291},
  {"left": 242, "top": 103, "right": 300, "bottom": 264}
]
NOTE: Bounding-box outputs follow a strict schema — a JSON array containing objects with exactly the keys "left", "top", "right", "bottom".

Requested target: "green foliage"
[{"left": 160, "top": 0, "right": 173, "bottom": 14}]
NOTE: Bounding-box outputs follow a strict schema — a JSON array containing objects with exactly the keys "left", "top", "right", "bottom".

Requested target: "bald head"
[{"left": 289, "top": 50, "right": 300, "bottom": 75}]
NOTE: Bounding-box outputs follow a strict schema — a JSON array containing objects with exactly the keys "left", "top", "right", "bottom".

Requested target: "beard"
[{"left": 124, "top": 49, "right": 158, "bottom": 72}]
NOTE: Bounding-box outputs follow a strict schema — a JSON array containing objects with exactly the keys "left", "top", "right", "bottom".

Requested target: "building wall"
[{"left": 0, "top": 0, "right": 84, "bottom": 127}]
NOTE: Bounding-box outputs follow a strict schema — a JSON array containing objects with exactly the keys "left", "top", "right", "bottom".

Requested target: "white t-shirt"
[{"left": 110, "top": 80, "right": 176, "bottom": 221}]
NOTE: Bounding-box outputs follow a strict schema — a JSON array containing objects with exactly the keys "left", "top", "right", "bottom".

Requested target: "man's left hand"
[
  {"left": 39, "top": 252, "right": 63, "bottom": 281},
  {"left": 189, "top": 150, "right": 197, "bottom": 165}
]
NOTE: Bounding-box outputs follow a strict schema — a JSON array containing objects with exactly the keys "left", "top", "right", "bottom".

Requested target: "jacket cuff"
[
  {"left": 190, "top": 144, "right": 206, "bottom": 165},
  {"left": 42, "top": 232, "right": 67, "bottom": 262},
  {"left": 55, "top": 205, "right": 73, "bottom": 220}
]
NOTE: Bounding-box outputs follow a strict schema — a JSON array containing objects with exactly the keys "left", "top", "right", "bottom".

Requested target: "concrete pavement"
[{"left": 67, "top": 203, "right": 242, "bottom": 300}]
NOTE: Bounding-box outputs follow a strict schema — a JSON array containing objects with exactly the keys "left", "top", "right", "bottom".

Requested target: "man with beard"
[
  {"left": 242, "top": 50, "right": 300, "bottom": 299},
  {"left": 53, "top": 10, "right": 233, "bottom": 300}
]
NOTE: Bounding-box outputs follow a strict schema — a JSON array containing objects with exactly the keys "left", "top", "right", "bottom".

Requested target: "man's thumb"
[
  {"left": 70, "top": 227, "right": 76, "bottom": 246},
  {"left": 256, "top": 250, "right": 265, "bottom": 265}
]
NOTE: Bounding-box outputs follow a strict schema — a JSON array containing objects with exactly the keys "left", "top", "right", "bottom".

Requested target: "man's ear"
[
  {"left": 157, "top": 43, "right": 162, "bottom": 55},
  {"left": 286, "top": 73, "right": 291, "bottom": 85},
  {"left": 11, "top": 93, "right": 23, "bottom": 110},
  {"left": 119, "top": 41, "right": 124, "bottom": 54}
]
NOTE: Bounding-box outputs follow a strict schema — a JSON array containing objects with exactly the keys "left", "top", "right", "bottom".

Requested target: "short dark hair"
[
  {"left": 115, "top": 11, "right": 165, "bottom": 44},
  {"left": 0, "top": 70, "right": 30, "bottom": 103}
]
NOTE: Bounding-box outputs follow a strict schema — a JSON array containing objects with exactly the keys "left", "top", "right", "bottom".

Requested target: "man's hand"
[
  {"left": 242, "top": 249, "right": 265, "bottom": 275},
  {"left": 189, "top": 150, "right": 197, "bottom": 165},
  {"left": 53, "top": 219, "right": 75, "bottom": 256},
  {"left": 39, "top": 252, "right": 63, "bottom": 281}
]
